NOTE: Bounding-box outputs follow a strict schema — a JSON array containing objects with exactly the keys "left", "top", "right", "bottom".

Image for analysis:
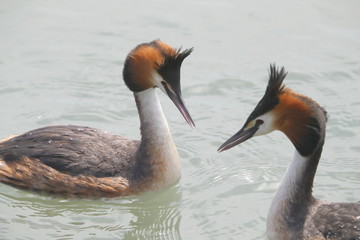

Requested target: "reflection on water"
[
  {"left": 0, "top": 185, "right": 182, "bottom": 240},
  {"left": 124, "top": 187, "right": 182, "bottom": 240}
]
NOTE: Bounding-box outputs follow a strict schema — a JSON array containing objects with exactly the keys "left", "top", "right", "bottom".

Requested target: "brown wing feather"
[
  {"left": 0, "top": 156, "right": 131, "bottom": 197},
  {"left": 0, "top": 125, "right": 139, "bottom": 178},
  {"left": 311, "top": 202, "right": 360, "bottom": 239}
]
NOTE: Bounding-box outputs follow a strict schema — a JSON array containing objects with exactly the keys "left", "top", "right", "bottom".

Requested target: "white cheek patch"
[
  {"left": 152, "top": 71, "right": 166, "bottom": 92},
  {"left": 253, "top": 112, "right": 276, "bottom": 137}
]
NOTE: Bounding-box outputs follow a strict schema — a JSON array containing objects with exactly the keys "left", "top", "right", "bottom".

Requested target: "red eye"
[{"left": 256, "top": 119, "right": 264, "bottom": 125}]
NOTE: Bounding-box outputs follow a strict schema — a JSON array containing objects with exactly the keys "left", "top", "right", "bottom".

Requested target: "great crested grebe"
[
  {"left": 0, "top": 40, "right": 194, "bottom": 198},
  {"left": 218, "top": 65, "right": 360, "bottom": 240}
]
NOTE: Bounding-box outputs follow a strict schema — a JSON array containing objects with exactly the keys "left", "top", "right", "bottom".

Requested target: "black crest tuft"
[
  {"left": 158, "top": 47, "right": 193, "bottom": 71},
  {"left": 266, "top": 64, "right": 287, "bottom": 98},
  {"left": 157, "top": 47, "right": 193, "bottom": 94},
  {"left": 246, "top": 64, "right": 288, "bottom": 121},
  {"left": 122, "top": 40, "right": 193, "bottom": 93}
]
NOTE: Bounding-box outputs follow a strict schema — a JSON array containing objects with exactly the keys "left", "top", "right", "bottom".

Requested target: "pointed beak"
[
  {"left": 218, "top": 124, "right": 260, "bottom": 152},
  {"left": 163, "top": 83, "right": 195, "bottom": 128}
]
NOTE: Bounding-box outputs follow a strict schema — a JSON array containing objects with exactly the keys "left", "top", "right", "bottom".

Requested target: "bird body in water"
[
  {"left": 0, "top": 40, "right": 194, "bottom": 198},
  {"left": 218, "top": 65, "right": 360, "bottom": 240}
]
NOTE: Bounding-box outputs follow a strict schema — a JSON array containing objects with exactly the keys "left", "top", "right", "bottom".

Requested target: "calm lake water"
[{"left": 0, "top": 0, "right": 359, "bottom": 239}]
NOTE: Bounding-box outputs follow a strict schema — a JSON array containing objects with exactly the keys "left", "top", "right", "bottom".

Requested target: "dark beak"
[
  {"left": 218, "top": 124, "right": 259, "bottom": 152},
  {"left": 163, "top": 84, "right": 195, "bottom": 128}
]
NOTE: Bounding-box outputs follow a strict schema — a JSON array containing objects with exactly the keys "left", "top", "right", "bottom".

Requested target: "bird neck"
[
  {"left": 133, "top": 88, "right": 181, "bottom": 188},
  {"left": 267, "top": 136, "right": 324, "bottom": 238}
]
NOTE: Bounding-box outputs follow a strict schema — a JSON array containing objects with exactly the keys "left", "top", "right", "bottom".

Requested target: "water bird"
[
  {"left": 218, "top": 65, "right": 360, "bottom": 240},
  {"left": 0, "top": 40, "right": 194, "bottom": 198}
]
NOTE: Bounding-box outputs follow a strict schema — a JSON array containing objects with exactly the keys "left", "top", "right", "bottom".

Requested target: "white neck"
[
  {"left": 134, "top": 88, "right": 181, "bottom": 187},
  {"left": 267, "top": 151, "right": 313, "bottom": 239}
]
